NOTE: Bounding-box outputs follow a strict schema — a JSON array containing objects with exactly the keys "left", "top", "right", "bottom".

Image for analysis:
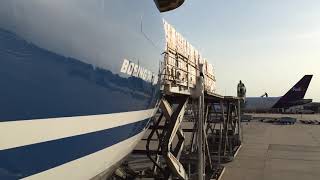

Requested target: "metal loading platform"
[
  {"left": 111, "top": 21, "right": 242, "bottom": 180},
  {"left": 112, "top": 91, "right": 243, "bottom": 180}
]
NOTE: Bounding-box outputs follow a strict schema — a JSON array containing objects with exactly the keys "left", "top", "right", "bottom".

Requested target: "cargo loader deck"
[{"left": 111, "top": 21, "right": 243, "bottom": 180}]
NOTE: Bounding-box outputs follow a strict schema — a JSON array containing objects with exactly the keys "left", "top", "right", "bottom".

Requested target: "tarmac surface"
[
  {"left": 222, "top": 114, "right": 320, "bottom": 180},
  {"left": 126, "top": 113, "right": 320, "bottom": 179}
]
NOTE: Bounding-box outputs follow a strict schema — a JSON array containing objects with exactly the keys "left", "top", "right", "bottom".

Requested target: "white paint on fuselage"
[
  {"left": 22, "top": 129, "right": 147, "bottom": 180},
  {"left": 0, "top": 0, "right": 163, "bottom": 75},
  {"left": 244, "top": 97, "right": 281, "bottom": 112},
  {"left": 0, "top": 109, "right": 156, "bottom": 151}
]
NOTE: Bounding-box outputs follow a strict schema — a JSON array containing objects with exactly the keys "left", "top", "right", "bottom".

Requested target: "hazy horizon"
[{"left": 163, "top": 0, "right": 319, "bottom": 101}]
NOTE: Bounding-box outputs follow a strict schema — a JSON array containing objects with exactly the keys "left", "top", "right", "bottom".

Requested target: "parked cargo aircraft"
[
  {"left": 0, "top": 0, "right": 184, "bottom": 179},
  {"left": 243, "top": 75, "right": 313, "bottom": 112}
]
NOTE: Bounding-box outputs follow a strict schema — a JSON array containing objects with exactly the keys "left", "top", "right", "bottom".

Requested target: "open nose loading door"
[{"left": 154, "top": 0, "right": 185, "bottom": 12}]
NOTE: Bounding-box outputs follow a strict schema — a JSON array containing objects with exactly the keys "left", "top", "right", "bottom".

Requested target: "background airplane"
[{"left": 243, "top": 75, "right": 313, "bottom": 112}]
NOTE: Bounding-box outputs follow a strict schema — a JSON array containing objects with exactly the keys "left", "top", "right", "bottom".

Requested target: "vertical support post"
[
  {"left": 218, "top": 100, "right": 224, "bottom": 165},
  {"left": 238, "top": 99, "right": 242, "bottom": 142},
  {"left": 224, "top": 102, "right": 230, "bottom": 156},
  {"left": 204, "top": 105, "right": 212, "bottom": 169},
  {"left": 197, "top": 76, "right": 205, "bottom": 180}
]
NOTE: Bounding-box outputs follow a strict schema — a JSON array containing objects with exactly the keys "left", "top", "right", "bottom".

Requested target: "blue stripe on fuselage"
[
  {"left": 0, "top": 28, "right": 159, "bottom": 122},
  {"left": 0, "top": 118, "right": 149, "bottom": 179}
]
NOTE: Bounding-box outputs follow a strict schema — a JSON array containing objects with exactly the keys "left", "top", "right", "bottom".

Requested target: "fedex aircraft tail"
[
  {"left": 273, "top": 75, "right": 313, "bottom": 108},
  {"left": 283, "top": 75, "right": 313, "bottom": 101}
]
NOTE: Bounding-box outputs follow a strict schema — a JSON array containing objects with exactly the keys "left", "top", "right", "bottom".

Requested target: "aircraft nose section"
[{"left": 155, "top": 0, "right": 185, "bottom": 12}]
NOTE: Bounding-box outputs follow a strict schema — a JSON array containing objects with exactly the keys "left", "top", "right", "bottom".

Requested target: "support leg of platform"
[{"left": 198, "top": 91, "right": 205, "bottom": 180}]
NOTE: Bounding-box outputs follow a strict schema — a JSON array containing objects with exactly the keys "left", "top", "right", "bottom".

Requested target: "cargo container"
[{"left": 162, "top": 20, "right": 216, "bottom": 95}]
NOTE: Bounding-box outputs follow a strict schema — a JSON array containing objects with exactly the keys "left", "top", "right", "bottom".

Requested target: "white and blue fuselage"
[
  {"left": 0, "top": 1, "right": 166, "bottom": 179},
  {"left": 244, "top": 97, "right": 281, "bottom": 112}
]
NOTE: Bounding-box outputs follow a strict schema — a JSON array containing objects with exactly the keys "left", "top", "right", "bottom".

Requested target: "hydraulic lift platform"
[
  {"left": 111, "top": 46, "right": 242, "bottom": 180},
  {"left": 112, "top": 89, "right": 243, "bottom": 180}
]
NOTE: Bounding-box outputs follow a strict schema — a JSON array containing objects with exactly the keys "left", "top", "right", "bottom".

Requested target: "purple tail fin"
[{"left": 273, "top": 75, "right": 313, "bottom": 108}]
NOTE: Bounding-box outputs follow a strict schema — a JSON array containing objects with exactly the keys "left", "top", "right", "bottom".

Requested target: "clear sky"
[{"left": 163, "top": 0, "right": 320, "bottom": 101}]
